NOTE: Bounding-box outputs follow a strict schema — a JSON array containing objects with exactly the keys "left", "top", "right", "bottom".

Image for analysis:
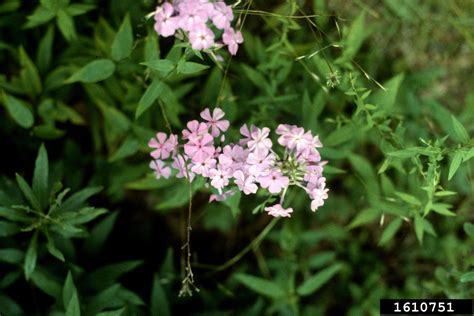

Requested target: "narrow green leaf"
[
  {"left": 0, "top": 294, "right": 23, "bottom": 316},
  {"left": 141, "top": 59, "right": 175, "bottom": 73},
  {"left": 430, "top": 203, "right": 456, "bottom": 216},
  {"left": 84, "top": 260, "right": 143, "bottom": 290},
  {"left": 448, "top": 151, "right": 464, "bottom": 180},
  {"left": 96, "top": 309, "right": 125, "bottom": 316},
  {"left": 36, "top": 25, "right": 55, "bottom": 73},
  {"left": 25, "top": 6, "right": 55, "bottom": 28},
  {"left": 83, "top": 211, "right": 118, "bottom": 256},
  {"left": 53, "top": 186, "right": 102, "bottom": 214},
  {"left": 45, "top": 231, "right": 65, "bottom": 262},
  {"left": 234, "top": 273, "right": 286, "bottom": 299},
  {"left": 111, "top": 14, "right": 133, "bottom": 61},
  {"left": 135, "top": 79, "right": 164, "bottom": 119},
  {"left": 0, "top": 206, "right": 30, "bottom": 222},
  {"left": 414, "top": 214, "right": 424, "bottom": 244},
  {"left": 450, "top": 115, "right": 469, "bottom": 144},
  {"left": 15, "top": 173, "right": 41, "bottom": 211},
  {"left": 464, "top": 223, "right": 474, "bottom": 239},
  {"left": 109, "top": 136, "right": 139, "bottom": 162},
  {"left": 19, "top": 46, "right": 42, "bottom": 96},
  {"left": 66, "top": 292, "right": 80, "bottom": 316},
  {"left": 63, "top": 271, "right": 77, "bottom": 309},
  {"left": 379, "top": 218, "right": 403, "bottom": 246},
  {"left": 30, "top": 267, "right": 62, "bottom": 299},
  {"left": 57, "top": 9, "right": 77, "bottom": 42},
  {"left": 370, "top": 74, "right": 404, "bottom": 110},
  {"left": 348, "top": 208, "right": 379, "bottom": 229},
  {"left": 24, "top": 232, "right": 38, "bottom": 280},
  {"left": 394, "top": 191, "right": 421, "bottom": 206},
  {"left": 151, "top": 274, "right": 170, "bottom": 316},
  {"left": 60, "top": 207, "right": 107, "bottom": 225},
  {"left": 324, "top": 124, "right": 355, "bottom": 146},
  {"left": 0, "top": 221, "right": 20, "bottom": 237},
  {"left": 2, "top": 92, "right": 34, "bottom": 129},
  {"left": 32, "top": 144, "right": 49, "bottom": 211},
  {"left": 65, "top": 59, "right": 115, "bottom": 83},
  {"left": 66, "top": 3, "right": 95, "bottom": 16},
  {"left": 297, "top": 264, "right": 342, "bottom": 296},
  {"left": 0, "top": 248, "right": 24, "bottom": 264},
  {"left": 460, "top": 271, "right": 474, "bottom": 283},
  {"left": 176, "top": 61, "right": 209, "bottom": 74}
]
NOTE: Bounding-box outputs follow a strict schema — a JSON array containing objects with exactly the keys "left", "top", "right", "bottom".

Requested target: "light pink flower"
[
  {"left": 150, "top": 160, "right": 171, "bottom": 179},
  {"left": 172, "top": 155, "right": 195, "bottom": 181},
  {"left": 233, "top": 170, "right": 257, "bottom": 195},
  {"left": 182, "top": 120, "right": 209, "bottom": 139},
  {"left": 246, "top": 147, "right": 274, "bottom": 176},
  {"left": 258, "top": 170, "right": 289, "bottom": 194},
  {"left": 209, "top": 165, "right": 232, "bottom": 190},
  {"left": 264, "top": 204, "right": 293, "bottom": 217},
  {"left": 239, "top": 124, "right": 257, "bottom": 146},
  {"left": 191, "top": 156, "right": 216, "bottom": 176},
  {"left": 247, "top": 127, "right": 272, "bottom": 152},
  {"left": 219, "top": 144, "right": 248, "bottom": 171},
  {"left": 211, "top": 2, "right": 233, "bottom": 29},
  {"left": 200, "top": 107, "right": 229, "bottom": 137},
  {"left": 166, "top": 134, "right": 179, "bottom": 157},
  {"left": 149, "top": 132, "right": 172, "bottom": 159},
  {"left": 184, "top": 133, "right": 215, "bottom": 163},
  {"left": 222, "top": 28, "right": 243, "bottom": 55},
  {"left": 154, "top": 3, "right": 178, "bottom": 37},
  {"left": 308, "top": 183, "right": 329, "bottom": 211},
  {"left": 189, "top": 26, "right": 215, "bottom": 50},
  {"left": 177, "top": 2, "right": 208, "bottom": 31}
]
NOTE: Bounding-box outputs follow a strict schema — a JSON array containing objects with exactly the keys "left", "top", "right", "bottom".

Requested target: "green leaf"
[
  {"left": 60, "top": 207, "right": 107, "bottom": 225},
  {"left": 0, "top": 221, "right": 20, "bottom": 237},
  {"left": 234, "top": 273, "right": 286, "bottom": 299},
  {"left": 66, "top": 292, "right": 80, "bottom": 316},
  {"left": 340, "top": 12, "right": 369, "bottom": 61},
  {"left": 30, "top": 267, "right": 62, "bottom": 299},
  {"left": 0, "top": 248, "right": 24, "bottom": 264},
  {"left": 297, "top": 264, "right": 342, "bottom": 296},
  {"left": 84, "top": 260, "right": 143, "bottom": 290},
  {"left": 177, "top": 61, "right": 209, "bottom": 74},
  {"left": 450, "top": 115, "right": 469, "bottom": 144},
  {"left": 54, "top": 186, "right": 102, "bottom": 214},
  {"left": 414, "top": 214, "right": 424, "bottom": 244},
  {"left": 324, "top": 124, "right": 355, "bottom": 146},
  {"left": 65, "top": 59, "right": 116, "bottom": 83},
  {"left": 66, "top": 3, "right": 95, "bottom": 16},
  {"left": 32, "top": 144, "right": 49, "bottom": 211},
  {"left": 430, "top": 203, "right": 456, "bottom": 216},
  {"left": 111, "top": 14, "right": 133, "bottom": 61},
  {"left": 0, "top": 206, "right": 30, "bottom": 223},
  {"left": 222, "top": 191, "right": 241, "bottom": 217},
  {"left": 348, "top": 208, "right": 379, "bottom": 229},
  {"left": 96, "top": 309, "right": 125, "bottom": 316},
  {"left": 109, "top": 136, "right": 139, "bottom": 162},
  {"left": 36, "top": 25, "right": 55, "bottom": 73},
  {"left": 25, "top": 6, "right": 55, "bottom": 28},
  {"left": 19, "top": 46, "right": 42, "bottom": 96},
  {"left": 135, "top": 79, "right": 164, "bottom": 119},
  {"left": 151, "top": 274, "right": 170, "bottom": 316},
  {"left": 1, "top": 92, "right": 34, "bottom": 129},
  {"left": 460, "top": 271, "right": 474, "bottom": 283},
  {"left": 0, "top": 294, "right": 23, "bottom": 316},
  {"left": 448, "top": 151, "right": 464, "bottom": 180},
  {"left": 464, "top": 223, "right": 474, "bottom": 239},
  {"left": 394, "top": 191, "right": 421, "bottom": 206},
  {"left": 63, "top": 271, "right": 77, "bottom": 309},
  {"left": 24, "top": 232, "right": 38, "bottom": 280},
  {"left": 241, "top": 64, "right": 272, "bottom": 95},
  {"left": 57, "top": 9, "right": 77, "bottom": 41},
  {"left": 15, "top": 173, "right": 41, "bottom": 211},
  {"left": 45, "top": 231, "right": 65, "bottom": 262},
  {"left": 379, "top": 218, "right": 403, "bottom": 246},
  {"left": 370, "top": 74, "right": 404, "bottom": 110},
  {"left": 83, "top": 211, "right": 118, "bottom": 256},
  {"left": 141, "top": 59, "right": 175, "bottom": 73}
]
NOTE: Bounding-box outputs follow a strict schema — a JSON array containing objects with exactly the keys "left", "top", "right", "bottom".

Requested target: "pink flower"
[
  {"left": 149, "top": 132, "right": 172, "bottom": 159},
  {"left": 166, "top": 134, "right": 179, "bottom": 157},
  {"left": 222, "top": 28, "right": 243, "bottom": 55},
  {"left": 239, "top": 124, "right": 257, "bottom": 146},
  {"left": 276, "top": 124, "right": 294, "bottom": 147},
  {"left": 177, "top": 2, "right": 208, "bottom": 31},
  {"left": 182, "top": 120, "right": 209, "bottom": 139},
  {"left": 154, "top": 3, "right": 178, "bottom": 37},
  {"left": 172, "top": 155, "right": 195, "bottom": 181},
  {"left": 233, "top": 170, "right": 257, "bottom": 195},
  {"left": 246, "top": 147, "right": 274, "bottom": 176},
  {"left": 247, "top": 127, "right": 272, "bottom": 152},
  {"left": 149, "top": 160, "right": 171, "bottom": 179},
  {"left": 189, "top": 26, "right": 215, "bottom": 50},
  {"left": 258, "top": 170, "right": 289, "bottom": 194},
  {"left": 211, "top": 2, "right": 233, "bottom": 29},
  {"left": 307, "top": 181, "right": 329, "bottom": 211},
  {"left": 209, "top": 189, "right": 235, "bottom": 202},
  {"left": 200, "top": 108, "right": 229, "bottom": 137},
  {"left": 184, "top": 133, "right": 215, "bottom": 163},
  {"left": 264, "top": 204, "right": 293, "bottom": 217},
  {"left": 191, "top": 156, "right": 216, "bottom": 176},
  {"left": 209, "top": 165, "right": 232, "bottom": 190},
  {"left": 219, "top": 144, "right": 248, "bottom": 171}
]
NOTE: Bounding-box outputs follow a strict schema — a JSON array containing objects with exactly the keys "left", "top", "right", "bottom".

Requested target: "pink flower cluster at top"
[
  {"left": 148, "top": 108, "right": 329, "bottom": 218},
  {"left": 153, "top": 0, "right": 243, "bottom": 55}
]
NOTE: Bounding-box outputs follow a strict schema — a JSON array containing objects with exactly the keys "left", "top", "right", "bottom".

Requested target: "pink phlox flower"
[
  {"left": 177, "top": 1, "right": 208, "bottom": 31},
  {"left": 246, "top": 147, "right": 275, "bottom": 176},
  {"left": 239, "top": 124, "right": 257, "bottom": 146},
  {"left": 209, "top": 164, "right": 233, "bottom": 191},
  {"left": 200, "top": 107, "right": 229, "bottom": 137},
  {"left": 184, "top": 133, "right": 215, "bottom": 163},
  {"left": 222, "top": 28, "right": 243, "bottom": 55},
  {"left": 233, "top": 170, "right": 258, "bottom": 195},
  {"left": 309, "top": 187, "right": 329, "bottom": 211},
  {"left": 191, "top": 156, "right": 216, "bottom": 176},
  {"left": 172, "top": 155, "right": 195, "bottom": 181},
  {"left": 264, "top": 204, "right": 293, "bottom": 218},
  {"left": 154, "top": 3, "right": 178, "bottom": 37},
  {"left": 149, "top": 132, "right": 172, "bottom": 159},
  {"left": 258, "top": 169, "right": 289, "bottom": 194},
  {"left": 219, "top": 145, "right": 248, "bottom": 171},
  {"left": 182, "top": 120, "right": 209, "bottom": 139},
  {"left": 304, "top": 165, "right": 324, "bottom": 184},
  {"left": 189, "top": 26, "right": 215, "bottom": 50},
  {"left": 149, "top": 159, "right": 171, "bottom": 179},
  {"left": 247, "top": 127, "right": 272, "bottom": 152},
  {"left": 284, "top": 126, "right": 310, "bottom": 153},
  {"left": 166, "top": 134, "right": 179, "bottom": 157},
  {"left": 209, "top": 189, "right": 235, "bottom": 202},
  {"left": 211, "top": 2, "right": 233, "bottom": 29},
  {"left": 297, "top": 149, "right": 321, "bottom": 164}
]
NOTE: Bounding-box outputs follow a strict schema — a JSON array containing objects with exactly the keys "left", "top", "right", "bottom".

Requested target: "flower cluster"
[
  {"left": 153, "top": 0, "right": 243, "bottom": 55},
  {"left": 148, "top": 108, "right": 328, "bottom": 218}
]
